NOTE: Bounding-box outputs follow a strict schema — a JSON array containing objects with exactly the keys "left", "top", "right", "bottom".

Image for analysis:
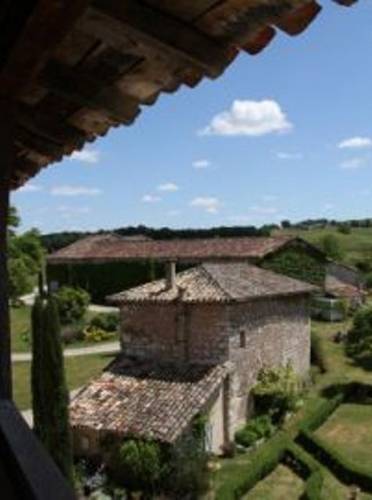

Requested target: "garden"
[{"left": 212, "top": 301, "right": 372, "bottom": 500}]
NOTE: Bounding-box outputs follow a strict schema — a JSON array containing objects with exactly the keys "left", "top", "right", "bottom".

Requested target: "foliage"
[
  {"left": 253, "top": 364, "right": 302, "bottom": 424},
  {"left": 311, "top": 330, "right": 330, "bottom": 373},
  {"left": 31, "top": 295, "right": 73, "bottom": 484},
  {"left": 261, "top": 247, "right": 326, "bottom": 286},
  {"left": 55, "top": 286, "right": 90, "bottom": 325},
  {"left": 89, "top": 313, "right": 119, "bottom": 332},
  {"left": 8, "top": 216, "right": 44, "bottom": 302},
  {"left": 215, "top": 432, "right": 289, "bottom": 500},
  {"left": 113, "top": 439, "right": 164, "bottom": 493},
  {"left": 337, "top": 224, "right": 351, "bottom": 235},
  {"left": 235, "top": 415, "right": 275, "bottom": 448},
  {"left": 299, "top": 394, "right": 343, "bottom": 433},
  {"left": 83, "top": 326, "right": 116, "bottom": 343},
  {"left": 284, "top": 444, "right": 323, "bottom": 500},
  {"left": 319, "top": 234, "right": 344, "bottom": 260},
  {"left": 346, "top": 306, "right": 372, "bottom": 356},
  {"left": 365, "top": 272, "right": 372, "bottom": 290}
]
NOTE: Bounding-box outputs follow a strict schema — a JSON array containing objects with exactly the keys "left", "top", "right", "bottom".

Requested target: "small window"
[
  {"left": 81, "top": 436, "right": 90, "bottom": 452},
  {"left": 239, "top": 331, "right": 246, "bottom": 348}
]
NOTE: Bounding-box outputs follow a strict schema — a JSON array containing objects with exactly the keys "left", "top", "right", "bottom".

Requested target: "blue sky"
[{"left": 13, "top": 1, "right": 372, "bottom": 233}]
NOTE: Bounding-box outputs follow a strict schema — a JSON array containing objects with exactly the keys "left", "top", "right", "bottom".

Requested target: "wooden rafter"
[{"left": 91, "top": 0, "right": 233, "bottom": 77}]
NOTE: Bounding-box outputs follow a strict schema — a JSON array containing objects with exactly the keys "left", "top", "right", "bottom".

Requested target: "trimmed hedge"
[
  {"left": 299, "top": 394, "right": 344, "bottom": 433},
  {"left": 297, "top": 430, "right": 372, "bottom": 493},
  {"left": 284, "top": 444, "right": 323, "bottom": 500},
  {"left": 310, "top": 330, "right": 330, "bottom": 374},
  {"left": 215, "top": 432, "right": 289, "bottom": 500}
]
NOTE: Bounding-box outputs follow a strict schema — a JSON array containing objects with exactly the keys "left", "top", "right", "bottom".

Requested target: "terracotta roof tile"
[
  {"left": 108, "top": 262, "right": 316, "bottom": 305},
  {"left": 70, "top": 357, "right": 226, "bottom": 444}
]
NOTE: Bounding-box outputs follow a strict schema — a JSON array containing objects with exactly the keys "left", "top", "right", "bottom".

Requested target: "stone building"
[{"left": 70, "top": 262, "right": 315, "bottom": 456}]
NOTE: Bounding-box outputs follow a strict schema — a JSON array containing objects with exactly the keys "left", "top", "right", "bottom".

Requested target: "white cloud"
[
  {"left": 68, "top": 148, "right": 100, "bottom": 163},
  {"left": 142, "top": 194, "right": 162, "bottom": 203},
  {"left": 250, "top": 205, "right": 278, "bottom": 215},
  {"left": 192, "top": 159, "right": 210, "bottom": 169},
  {"left": 18, "top": 183, "right": 43, "bottom": 193},
  {"left": 340, "top": 157, "right": 367, "bottom": 170},
  {"left": 190, "top": 197, "right": 221, "bottom": 214},
  {"left": 51, "top": 185, "right": 102, "bottom": 196},
  {"left": 157, "top": 183, "right": 179, "bottom": 192},
  {"left": 276, "top": 152, "right": 303, "bottom": 160},
  {"left": 338, "top": 137, "right": 372, "bottom": 149},
  {"left": 199, "top": 99, "right": 292, "bottom": 137}
]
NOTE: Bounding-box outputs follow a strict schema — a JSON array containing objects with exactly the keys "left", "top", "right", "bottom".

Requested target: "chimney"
[{"left": 166, "top": 261, "right": 177, "bottom": 289}]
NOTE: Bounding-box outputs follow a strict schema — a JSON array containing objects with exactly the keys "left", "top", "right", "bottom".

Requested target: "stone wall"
[{"left": 225, "top": 295, "right": 311, "bottom": 435}]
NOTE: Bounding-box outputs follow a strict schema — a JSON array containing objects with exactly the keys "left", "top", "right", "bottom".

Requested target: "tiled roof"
[
  {"left": 70, "top": 357, "right": 226, "bottom": 444},
  {"left": 48, "top": 234, "right": 297, "bottom": 264},
  {"left": 108, "top": 262, "right": 316, "bottom": 305}
]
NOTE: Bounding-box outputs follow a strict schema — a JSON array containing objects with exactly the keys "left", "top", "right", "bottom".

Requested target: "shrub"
[
  {"left": 319, "top": 234, "right": 344, "bottom": 261},
  {"left": 253, "top": 363, "right": 302, "bottom": 424},
  {"left": 284, "top": 444, "right": 323, "bottom": 500},
  {"left": 346, "top": 305, "right": 372, "bottom": 356},
  {"left": 111, "top": 439, "right": 164, "bottom": 493},
  {"left": 55, "top": 286, "right": 90, "bottom": 325},
  {"left": 299, "top": 394, "right": 343, "bottom": 433},
  {"left": 89, "top": 313, "right": 119, "bottom": 332},
  {"left": 365, "top": 272, "right": 372, "bottom": 290},
  {"left": 61, "top": 324, "right": 84, "bottom": 344},
  {"left": 235, "top": 415, "right": 275, "bottom": 448},
  {"left": 83, "top": 326, "right": 116, "bottom": 343},
  {"left": 311, "top": 330, "right": 330, "bottom": 373},
  {"left": 337, "top": 224, "right": 351, "bottom": 235}
]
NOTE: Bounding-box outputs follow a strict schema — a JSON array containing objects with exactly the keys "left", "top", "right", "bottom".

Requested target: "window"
[
  {"left": 239, "top": 330, "right": 246, "bottom": 348},
  {"left": 80, "top": 435, "right": 90, "bottom": 452}
]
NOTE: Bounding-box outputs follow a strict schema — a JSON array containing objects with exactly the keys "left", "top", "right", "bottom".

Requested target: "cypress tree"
[
  {"left": 31, "top": 295, "right": 74, "bottom": 484},
  {"left": 43, "top": 295, "right": 74, "bottom": 484},
  {"left": 31, "top": 296, "right": 45, "bottom": 442}
]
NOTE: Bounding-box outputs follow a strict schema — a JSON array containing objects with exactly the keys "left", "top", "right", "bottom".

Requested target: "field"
[
  {"left": 13, "top": 353, "right": 114, "bottom": 410},
  {"left": 275, "top": 226, "right": 372, "bottom": 266},
  {"left": 242, "top": 465, "right": 303, "bottom": 500}
]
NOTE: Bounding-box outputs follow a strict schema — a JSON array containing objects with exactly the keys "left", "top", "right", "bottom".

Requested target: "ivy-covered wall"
[{"left": 260, "top": 246, "right": 326, "bottom": 286}]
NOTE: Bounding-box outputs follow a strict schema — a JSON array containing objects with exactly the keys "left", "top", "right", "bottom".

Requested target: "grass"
[
  {"left": 242, "top": 464, "right": 304, "bottom": 500},
  {"left": 10, "top": 305, "right": 118, "bottom": 353},
  {"left": 315, "top": 403, "right": 372, "bottom": 469},
  {"left": 13, "top": 353, "right": 114, "bottom": 410},
  {"left": 276, "top": 226, "right": 372, "bottom": 265}
]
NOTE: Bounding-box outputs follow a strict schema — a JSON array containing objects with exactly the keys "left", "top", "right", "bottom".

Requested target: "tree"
[
  {"left": 319, "top": 234, "right": 343, "bottom": 261},
  {"left": 31, "top": 295, "right": 73, "bottom": 484},
  {"left": 346, "top": 306, "right": 372, "bottom": 356},
  {"left": 281, "top": 220, "right": 291, "bottom": 229}
]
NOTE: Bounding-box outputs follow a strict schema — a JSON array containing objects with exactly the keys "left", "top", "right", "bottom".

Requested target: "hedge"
[
  {"left": 297, "top": 430, "right": 372, "bottom": 493},
  {"left": 284, "top": 444, "right": 323, "bottom": 500},
  {"left": 215, "top": 432, "right": 290, "bottom": 500},
  {"left": 299, "top": 394, "right": 344, "bottom": 433},
  {"left": 310, "top": 330, "right": 330, "bottom": 374}
]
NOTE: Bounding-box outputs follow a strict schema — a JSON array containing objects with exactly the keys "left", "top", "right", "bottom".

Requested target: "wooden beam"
[
  {"left": 0, "top": 0, "right": 91, "bottom": 98},
  {"left": 0, "top": 100, "right": 14, "bottom": 400},
  {"left": 91, "top": 0, "right": 231, "bottom": 77},
  {"left": 275, "top": 1, "right": 322, "bottom": 36},
  {"left": 41, "top": 61, "right": 141, "bottom": 125}
]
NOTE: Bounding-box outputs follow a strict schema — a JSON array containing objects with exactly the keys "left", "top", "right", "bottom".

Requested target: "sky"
[{"left": 12, "top": 1, "right": 372, "bottom": 234}]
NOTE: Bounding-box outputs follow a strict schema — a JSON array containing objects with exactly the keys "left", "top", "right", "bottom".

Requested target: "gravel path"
[{"left": 12, "top": 341, "right": 120, "bottom": 362}]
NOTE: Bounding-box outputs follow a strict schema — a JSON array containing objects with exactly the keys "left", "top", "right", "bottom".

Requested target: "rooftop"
[
  {"left": 48, "top": 234, "right": 306, "bottom": 264},
  {"left": 1, "top": 1, "right": 356, "bottom": 188},
  {"left": 69, "top": 357, "right": 226, "bottom": 444},
  {"left": 108, "top": 261, "right": 316, "bottom": 305}
]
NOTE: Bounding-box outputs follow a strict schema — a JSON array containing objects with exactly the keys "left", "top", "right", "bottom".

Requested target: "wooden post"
[{"left": 0, "top": 101, "right": 14, "bottom": 399}]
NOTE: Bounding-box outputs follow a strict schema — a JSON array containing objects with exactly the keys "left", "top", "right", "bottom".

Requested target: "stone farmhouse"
[{"left": 70, "top": 262, "right": 315, "bottom": 456}]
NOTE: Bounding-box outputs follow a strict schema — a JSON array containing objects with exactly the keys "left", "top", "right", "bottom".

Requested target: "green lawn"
[
  {"left": 10, "top": 305, "right": 118, "bottom": 353},
  {"left": 13, "top": 353, "right": 114, "bottom": 410},
  {"left": 315, "top": 403, "right": 372, "bottom": 470},
  {"left": 242, "top": 464, "right": 304, "bottom": 500}
]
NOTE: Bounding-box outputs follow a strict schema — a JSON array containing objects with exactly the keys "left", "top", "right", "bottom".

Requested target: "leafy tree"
[
  {"left": 346, "top": 306, "right": 372, "bottom": 356},
  {"left": 55, "top": 286, "right": 90, "bottom": 325},
  {"left": 31, "top": 295, "right": 73, "bottom": 484},
  {"left": 319, "top": 234, "right": 344, "bottom": 261},
  {"left": 281, "top": 220, "right": 291, "bottom": 229}
]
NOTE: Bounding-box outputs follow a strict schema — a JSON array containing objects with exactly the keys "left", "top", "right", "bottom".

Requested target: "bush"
[
  {"left": 61, "top": 324, "right": 84, "bottom": 344},
  {"left": 311, "top": 330, "right": 330, "bottom": 373},
  {"left": 253, "top": 363, "right": 302, "bottom": 424},
  {"left": 89, "top": 313, "right": 119, "bottom": 332},
  {"left": 299, "top": 394, "right": 343, "bottom": 433},
  {"left": 111, "top": 439, "right": 164, "bottom": 493},
  {"left": 337, "top": 224, "right": 351, "bottom": 235},
  {"left": 83, "top": 326, "right": 116, "bottom": 343},
  {"left": 346, "top": 305, "right": 372, "bottom": 356},
  {"left": 284, "top": 444, "right": 323, "bottom": 500},
  {"left": 365, "top": 272, "right": 372, "bottom": 290},
  {"left": 55, "top": 287, "right": 90, "bottom": 325},
  {"left": 235, "top": 415, "right": 275, "bottom": 448}
]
